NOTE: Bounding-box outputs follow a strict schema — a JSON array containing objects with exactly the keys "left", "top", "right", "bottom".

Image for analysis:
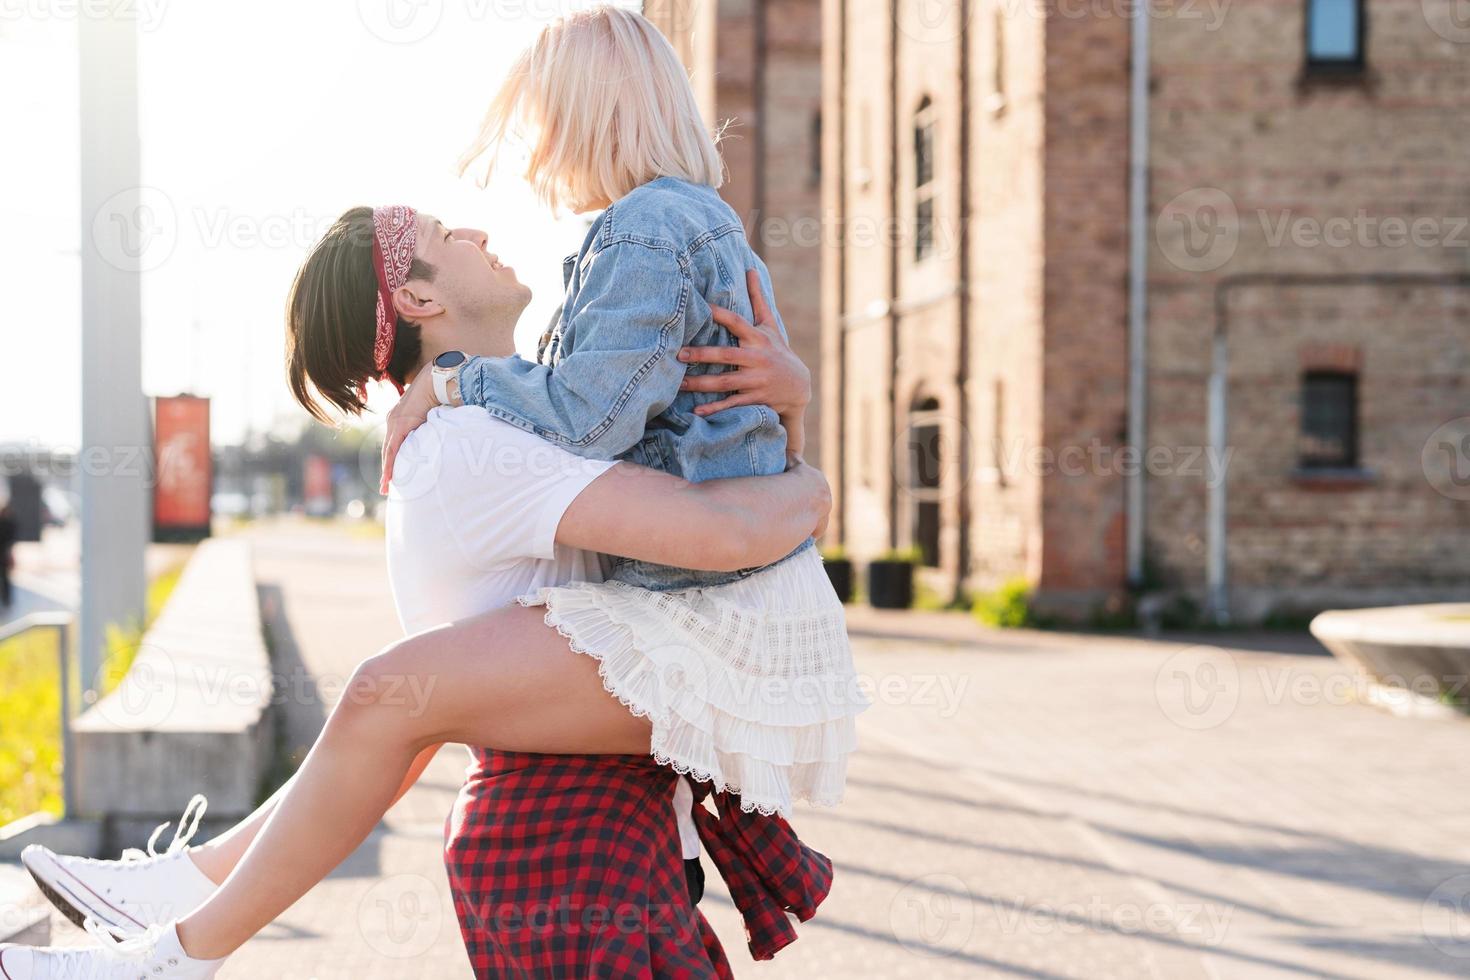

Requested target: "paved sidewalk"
[{"left": 32, "top": 522, "right": 1470, "bottom": 977}]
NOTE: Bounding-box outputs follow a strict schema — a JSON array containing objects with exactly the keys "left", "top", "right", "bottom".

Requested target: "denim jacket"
[{"left": 456, "top": 176, "right": 813, "bottom": 590}]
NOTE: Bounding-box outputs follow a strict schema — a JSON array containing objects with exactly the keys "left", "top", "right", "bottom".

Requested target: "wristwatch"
[{"left": 431, "top": 350, "right": 466, "bottom": 406}]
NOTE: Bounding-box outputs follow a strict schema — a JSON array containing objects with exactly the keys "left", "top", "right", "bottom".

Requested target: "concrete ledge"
[
  {"left": 72, "top": 539, "right": 273, "bottom": 833},
  {"left": 0, "top": 813, "right": 103, "bottom": 862},
  {"left": 0, "top": 865, "right": 50, "bottom": 946},
  {"left": 1310, "top": 603, "right": 1470, "bottom": 709}
]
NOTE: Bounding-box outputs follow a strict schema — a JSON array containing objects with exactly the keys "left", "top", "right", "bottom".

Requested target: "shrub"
[{"left": 973, "top": 577, "right": 1035, "bottom": 628}]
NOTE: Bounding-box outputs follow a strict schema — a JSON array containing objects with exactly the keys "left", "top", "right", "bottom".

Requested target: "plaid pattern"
[
  {"left": 445, "top": 749, "right": 733, "bottom": 979},
  {"left": 687, "top": 782, "right": 834, "bottom": 961},
  {"left": 444, "top": 750, "right": 835, "bottom": 977}
]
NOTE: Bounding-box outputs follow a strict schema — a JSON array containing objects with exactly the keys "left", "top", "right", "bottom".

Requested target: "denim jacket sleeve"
[{"left": 454, "top": 239, "right": 689, "bottom": 461}]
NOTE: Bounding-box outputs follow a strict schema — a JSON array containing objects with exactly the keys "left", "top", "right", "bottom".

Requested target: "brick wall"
[{"left": 1147, "top": 0, "right": 1470, "bottom": 617}]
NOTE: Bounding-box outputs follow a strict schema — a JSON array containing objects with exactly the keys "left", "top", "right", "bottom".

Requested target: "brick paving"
[{"left": 31, "top": 524, "right": 1470, "bottom": 977}]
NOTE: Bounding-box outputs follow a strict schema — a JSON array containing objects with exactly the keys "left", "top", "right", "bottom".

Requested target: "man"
[{"left": 13, "top": 206, "right": 828, "bottom": 979}]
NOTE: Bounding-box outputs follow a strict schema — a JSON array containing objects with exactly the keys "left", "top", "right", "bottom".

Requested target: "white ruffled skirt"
[{"left": 517, "top": 545, "right": 867, "bottom": 816}]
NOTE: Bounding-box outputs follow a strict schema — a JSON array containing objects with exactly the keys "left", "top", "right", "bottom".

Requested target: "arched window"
[
  {"left": 913, "top": 96, "right": 937, "bottom": 261},
  {"left": 908, "top": 396, "right": 943, "bottom": 567}
]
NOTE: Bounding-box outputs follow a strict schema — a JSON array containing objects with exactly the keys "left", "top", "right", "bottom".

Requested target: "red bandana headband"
[{"left": 370, "top": 205, "right": 417, "bottom": 394}]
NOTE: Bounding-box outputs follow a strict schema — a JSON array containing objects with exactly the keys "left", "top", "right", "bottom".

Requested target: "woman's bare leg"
[
  {"left": 188, "top": 744, "right": 442, "bottom": 884},
  {"left": 175, "top": 604, "right": 651, "bottom": 959}
]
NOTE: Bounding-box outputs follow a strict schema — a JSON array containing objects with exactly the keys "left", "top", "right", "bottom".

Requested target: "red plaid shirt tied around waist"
[{"left": 445, "top": 749, "right": 833, "bottom": 978}]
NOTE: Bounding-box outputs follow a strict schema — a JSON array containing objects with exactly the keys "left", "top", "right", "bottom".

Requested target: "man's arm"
[{"left": 555, "top": 459, "right": 830, "bottom": 573}]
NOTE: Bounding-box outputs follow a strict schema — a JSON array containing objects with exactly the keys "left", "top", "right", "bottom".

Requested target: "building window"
[
  {"left": 913, "top": 96, "right": 937, "bottom": 261},
  {"left": 909, "top": 396, "right": 943, "bottom": 568},
  {"left": 1299, "top": 371, "right": 1358, "bottom": 469},
  {"left": 1306, "top": 0, "right": 1364, "bottom": 70}
]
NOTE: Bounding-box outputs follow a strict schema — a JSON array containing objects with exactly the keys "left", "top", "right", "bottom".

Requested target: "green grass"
[
  {"left": 0, "top": 562, "right": 186, "bottom": 826},
  {"left": 0, "top": 631, "right": 64, "bottom": 825}
]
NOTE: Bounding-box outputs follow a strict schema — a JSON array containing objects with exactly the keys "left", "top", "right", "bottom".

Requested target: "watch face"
[{"left": 436, "top": 350, "right": 467, "bottom": 369}]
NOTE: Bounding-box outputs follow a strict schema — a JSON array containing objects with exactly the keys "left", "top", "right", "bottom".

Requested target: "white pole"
[
  {"left": 78, "top": 11, "right": 149, "bottom": 698},
  {"left": 1206, "top": 328, "right": 1230, "bottom": 625},
  {"left": 1125, "top": 0, "right": 1150, "bottom": 587}
]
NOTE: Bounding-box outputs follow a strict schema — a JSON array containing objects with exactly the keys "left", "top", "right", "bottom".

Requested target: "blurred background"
[{"left": 3, "top": 1, "right": 1470, "bottom": 977}]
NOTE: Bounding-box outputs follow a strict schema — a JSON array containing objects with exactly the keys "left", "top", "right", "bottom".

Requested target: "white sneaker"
[
  {"left": 22, "top": 797, "right": 217, "bottom": 936},
  {"left": 0, "top": 921, "right": 225, "bottom": 980}
]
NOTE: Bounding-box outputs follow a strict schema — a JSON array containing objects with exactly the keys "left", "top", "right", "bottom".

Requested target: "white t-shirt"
[{"left": 384, "top": 405, "right": 701, "bottom": 859}]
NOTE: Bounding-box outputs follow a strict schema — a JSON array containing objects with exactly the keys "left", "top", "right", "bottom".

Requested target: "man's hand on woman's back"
[{"left": 676, "top": 268, "right": 811, "bottom": 420}]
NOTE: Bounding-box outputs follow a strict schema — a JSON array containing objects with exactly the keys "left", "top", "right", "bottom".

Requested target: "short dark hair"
[{"left": 285, "top": 206, "right": 434, "bottom": 424}]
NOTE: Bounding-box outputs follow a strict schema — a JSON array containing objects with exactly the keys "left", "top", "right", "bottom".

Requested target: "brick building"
[
  {"left": 653, "top": 0, "right": 1470, "bottom": 623},
  {"left": 647, "top": 0, "right": 826, "bottom": 468}
]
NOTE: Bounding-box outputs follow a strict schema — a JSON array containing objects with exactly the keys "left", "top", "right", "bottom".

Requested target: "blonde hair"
[{"left": 459, "top": 5, "right": 724, "bottom": 211}]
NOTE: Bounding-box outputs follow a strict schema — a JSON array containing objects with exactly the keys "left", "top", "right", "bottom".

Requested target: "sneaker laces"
[
  {"left": 122, "top": 795, "right": 208, "bottom": 862},
  {"left": 35, "top": 920, "right": 167, "bottom": 979}
]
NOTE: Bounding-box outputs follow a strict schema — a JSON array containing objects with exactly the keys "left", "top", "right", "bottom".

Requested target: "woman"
[{"left": 1, "top": 9, "right": 861, "bottom": 977}]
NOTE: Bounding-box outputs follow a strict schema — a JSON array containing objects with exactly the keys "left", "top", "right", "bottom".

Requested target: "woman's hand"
[
  {"left": 379, "top": 373, "right": 441, "bottom": 494},
  {"left": 677, "top": 269, "right": 811, "bottom": 420}
]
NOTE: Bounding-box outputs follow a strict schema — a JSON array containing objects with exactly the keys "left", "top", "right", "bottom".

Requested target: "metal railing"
[{"left": 0, "top": 612, "right": 77, "bottom": 817}]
